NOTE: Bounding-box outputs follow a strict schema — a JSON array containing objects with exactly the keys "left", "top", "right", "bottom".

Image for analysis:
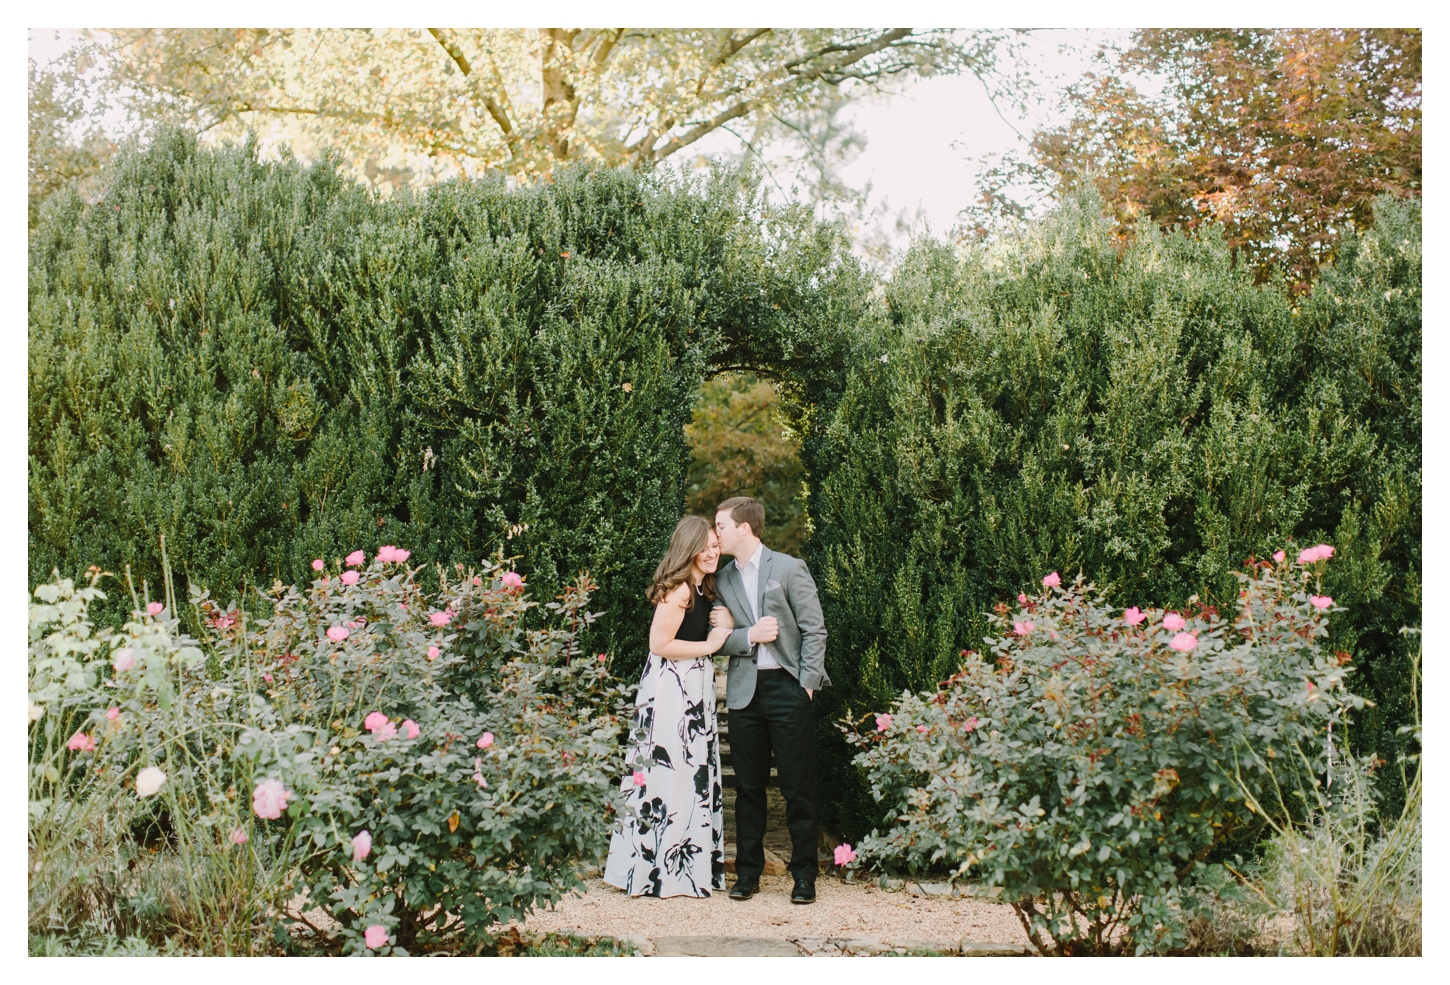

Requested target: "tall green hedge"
[
  {"left": 805, "top": 194, "right": 1421, "bottom": 838},
  {"left": 28, "top": 130, "right": 868, "bottom": 666}
]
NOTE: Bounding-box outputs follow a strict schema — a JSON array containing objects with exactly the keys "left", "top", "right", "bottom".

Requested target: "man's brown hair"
[{"left": 717, "top": 496, "right": 765, "bottom": 538}]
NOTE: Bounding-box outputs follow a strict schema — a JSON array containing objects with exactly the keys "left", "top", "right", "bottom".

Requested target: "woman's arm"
[{"left": 649, "top": 584, "right": 731, "bottom": 660}]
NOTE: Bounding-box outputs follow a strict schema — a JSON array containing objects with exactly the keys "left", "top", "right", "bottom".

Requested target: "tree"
[
  {"left": 28, "top": 49, "right": 115, "bottom": 229},
  {"left": 81, "top": 28, "right": 1025, "bottom": 200},
  {"left": 965, "top": 30, "right": 1420, "bottom": 293}
]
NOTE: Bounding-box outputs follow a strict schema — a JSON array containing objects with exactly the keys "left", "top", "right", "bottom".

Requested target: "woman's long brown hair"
[{"left": 648, "top": 515, "right": 717, "bottom": 610}]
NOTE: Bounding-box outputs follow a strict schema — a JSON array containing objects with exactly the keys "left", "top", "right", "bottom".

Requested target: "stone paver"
[{"left": 651, "top": 936, "right": 801, "bottom": 957}]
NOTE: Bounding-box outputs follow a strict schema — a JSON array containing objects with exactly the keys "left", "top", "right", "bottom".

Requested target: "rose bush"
[
  {"left": 847, "top": 549, "right": 1363, "bottom": 955},
  {"left": 28, "top": 549, "right": 627, "bottom": 955}
]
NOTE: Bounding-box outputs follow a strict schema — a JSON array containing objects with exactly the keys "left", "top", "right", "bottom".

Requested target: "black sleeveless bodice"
[{"left": 675, "top": 585, "right": 713, "bottom": 642}]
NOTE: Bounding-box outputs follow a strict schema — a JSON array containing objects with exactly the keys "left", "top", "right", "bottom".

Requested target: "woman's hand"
[
  {"left": 709, "top": 605, "right": 733, "bottom": 630},
  {"left": 707, "top": 625, "right": 732, "bottom": 650}
]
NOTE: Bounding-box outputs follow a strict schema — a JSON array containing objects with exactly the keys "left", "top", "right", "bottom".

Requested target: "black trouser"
[{"left": 731, "top": 668, "right": 817, "bottom": 885}]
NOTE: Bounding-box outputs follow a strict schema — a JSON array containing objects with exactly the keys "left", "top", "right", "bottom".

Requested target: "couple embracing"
[{"left": 603, "top": 497, "right": 830, "bottom": 904}]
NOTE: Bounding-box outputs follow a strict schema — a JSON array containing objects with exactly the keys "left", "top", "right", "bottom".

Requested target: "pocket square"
[{"left": 765, "top": 579, "right": 783, "bottom": 592}]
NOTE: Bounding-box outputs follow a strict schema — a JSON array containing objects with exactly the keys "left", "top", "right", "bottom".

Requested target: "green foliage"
[
  {"left": 804, "top": 192, "right": 1421, "bottom": 839},
  {"left": 848, "top": 557, "right": 1365, "bottom": 955},
  {"left": 28, "top": 129, "right": 867, "bottom": 671},
  {"left": 27, "top": 555, "right": 628, "bottom": 955}
]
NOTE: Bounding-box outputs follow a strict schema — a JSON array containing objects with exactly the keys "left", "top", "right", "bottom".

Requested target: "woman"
[{"left": 603, "top": 516, "right": 734, "bottom": 897}]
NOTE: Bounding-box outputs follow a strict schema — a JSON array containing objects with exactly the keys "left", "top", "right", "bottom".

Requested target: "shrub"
[
  {"left": 28, "top": 129, "right": 869, "bottom": 672},
  {"left": 805, "top": 192, "right": 1421, "bottom": 839},
  {"left": 847, "top": 550, "right": 1364, "bottom": 955},
  {"left": 27, "top": 548, "right": 627, "bottom": 954}
]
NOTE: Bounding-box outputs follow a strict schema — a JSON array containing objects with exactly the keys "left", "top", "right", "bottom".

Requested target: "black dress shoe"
[
  {"left": 728, "top": 880, "right": 759, "bottom": 901},
  {"left": 790, "top": 879, "right": 816, "bottom": 904}
]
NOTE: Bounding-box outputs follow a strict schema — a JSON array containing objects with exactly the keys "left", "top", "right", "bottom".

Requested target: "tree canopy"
[{"left": 966, "top": 29, "right": 1421, "bottom": 293}]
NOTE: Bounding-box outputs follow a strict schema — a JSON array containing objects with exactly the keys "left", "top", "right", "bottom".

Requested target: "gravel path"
[{"left": 520, "top": 874, "right": 1030, "bottom": 948}]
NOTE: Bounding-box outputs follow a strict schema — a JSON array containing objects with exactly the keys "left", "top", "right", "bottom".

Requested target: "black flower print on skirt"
[{"left": 604, "top": 653, "right": 724, "bottom": 898}]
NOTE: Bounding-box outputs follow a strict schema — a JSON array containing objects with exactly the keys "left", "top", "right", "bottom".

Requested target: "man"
[{"left": 710, "top": 496, "right": 830, "bottom": 904}]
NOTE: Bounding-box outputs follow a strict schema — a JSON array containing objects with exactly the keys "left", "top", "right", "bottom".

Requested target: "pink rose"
[
  {"left": 401, "top": 719, "right": 420, "bottom": 739},
  {"left": 477, "top": 732, "right": 494, "bottom": 750},
  {"left": 262, "top": 673, "right": 273, "bottom": 682},
  {"left": 341, "top": 570, "right": 360, "bottom": 586},
  {"left": 429, "top": 611, "right": 452, "bottom": 627},
  {"left": 501, "top": 571, "right": 524, "bottom": 590},
  {"left": 963, "top": 716, "right": 979, "bottom": 733},
  {"left": 1298, "top": 544, "right": 1335, "bottom": 564},
  {"left": 364, "top": 711, "right": 389, "bottom": 732},
  {"left": 1272, "top": 550, "right": 1286, "bottom": 563},
  {"left": 631, "top": 770, "right": 647, "bottom": 787},
  {"left": 345, "top": 550, "right": 366, "bottom": 567},
  {"left": 364, "top": 925, "right": 389, "bottom": 950},
  {"left": 1017, "top": 593, "right": 1028, "bottom": 604},
  {"left": 377, "top": 545, "right": 411, "bottom": 563},
  {"left": 473, "top": 772, "right": 488, "bottom": 788},
  {"left": 1042, "top": 572, "right": 1061, "bottom": 588},
  {"left": 427, "top": 646, "right": 440, "bottom": 660},
  {"left": 1014, "top": 621, "right": 1035, "bottom": 636},
  {"left": 147, "top": 602, "right": 164, "bottom": 616},
  {"left": 113, "top": 647, "right": 135, "bottom": 672},
  {"left": 352, "top": 829, "right": 372, "bottom": 861},
  {"left": 472, "top": 576, "right": 482, "bottom": 586},
  {"left": 1307, "top": 680, "right": 1316, "bottom": 693},
  {"left": 1123, "top": 607, "right": 1146, "bottom": 626},
  {"left": 311, "top": 559, "right": 325, "bottom": 571},
  {"left": 375, "top": 721, "right": 397, "bottom": 742},
  {"left": 106, "top": 706, "right": 120, "bottom": 720},
  {"left": 916, "top": 724, "right": 929, "bottom": 733},
  {"left": 66, "top": 730, "right": 95, "bottom": 752},
  {"left": 327, "top": 625, "right": 349, "bottom": 643},
  {"left": 834, "top": 843, "right": 857, "bottom": 866},
  {"left": 229, "top": 828, "right": 249, "bottom": 845},
  {"left": 1311, "top": 595, "right": 1334, "bottom": 610},
  {"left": 1169, "top": 632, "right": 1198, "bottom": 653},
  {"left": 875, "top": 714, "right": 892, "bottom": 732},
  {"left": 1163, "top": 612, "right": 1186, "bottom": 632},
  {"left": 251, "top": 778, "right": 293, "bottom": 819}
]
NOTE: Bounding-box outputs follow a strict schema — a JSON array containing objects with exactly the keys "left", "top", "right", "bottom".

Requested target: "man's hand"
[
  {"left": 806, "top": 688, "right": 813, "bottom": 700},
  {"left": 748, "top": 616, "right": 779, "bottom": 644},
  {"left": 709, "top": 605, "right": 733, "bottom": 630}
]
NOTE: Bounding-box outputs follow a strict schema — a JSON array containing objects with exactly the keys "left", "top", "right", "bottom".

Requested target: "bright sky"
[{"left": 28, "top": 28, "right": 1127, "bottom": 256}]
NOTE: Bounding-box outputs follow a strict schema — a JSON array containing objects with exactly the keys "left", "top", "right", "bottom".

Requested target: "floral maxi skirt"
[{"left": 603, "top": 653, "right": 725, "bottom": 897}]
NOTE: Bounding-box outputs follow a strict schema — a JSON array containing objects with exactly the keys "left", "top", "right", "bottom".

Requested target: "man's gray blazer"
[{"left": 713, "top": 546, "right": 830, "bottom": 709}]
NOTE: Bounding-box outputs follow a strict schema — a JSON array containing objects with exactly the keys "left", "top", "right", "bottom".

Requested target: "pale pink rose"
[
  {"left": 1272, "top": 551, "right": 1286, "bottom": 563},
  {"left": 364, "top": 925, "right": 389, "bottom": 950},
  {"left": 1123, "top": 607, "right": 1146, "bottom": 626},
  {"left": 875, "top": 714, "right": 893, "bottom": 732},
  {"left": 262, "top": 673, "right": 273, "bottom": 682},
  {"left": 1163, "top": 612, "right": 1186, "bottom": 632},
  {"left": 377, "top": 545, "right": 411, "bottom": 563},
  {"left": 597, "top": 654, "right": 606, "bottom": 662},
  {"left": 427, "top": 646, "right": 440, "bottom": 660},
  {"left": 147, "top": 602, "right": 164, "bottom": 616},
  {"left": 352, "top": 829, "right": 372, "bottom": 861},
  {"left": 1042, "top": 572, "right": 1061, "bottom": 588},
  {"left": 472, "top": 772, "right": 487, "bottom": 788},
  {"left": 631, "top": 770, "right": 647, "bottom": 787},
  {"left": 341, "top": 570, "right": 360, "bottom": 586},
  {"left": 477, "top": 732, "right": 494, "bottom": 750},
  {"left": 501, "top": 571, "right": 524, "bottom": 590},
  {"left": 429, "top": 611, "right": 452, "bottom": 627},
  {"left": 113, "top": 647, "right": 134, "bottom": 672},
  {"left": 345, "top": 550, "right": 366, "bottom": 567},
  {"left": 963, "top": 716, "right": 979, "bottom": 733},
  {"left": 1014, "top": 621, "right": 1035, "bottom": 636},
  {"left": 1298, "top": 544, "right": 1335, "bottom": 564},
  {"left": 105, "top": 706, "right": 120, "bottom": 720},
  {"left": 135, "top": 766, "right": 166, "bottom": 797},
  {"left": 312, "top": 559, "right": 325, "bottom": 571},
  {"left": 364, "top": 711, "right": 389, "bottom": 732},
  {"left": 375, "top": 721, "right": 397, "bottom": 742},
  {"left": 67, "top": 730, "right": 94, "bottom": 752},
  {"left": 402, "top": 719, "right": 420, "bottom": 739},
  {"left": 1307, "top": 680, "right": 1316, "bottom": 693},
  {"left": 229, "top": 828, "right": 249, "bottom": 845},
  {"left": 212, "top": 612, "right": 236, "bottom": 629},
  {"left": 1169, "top": 632, "right": 1198, "bottom": 653},
  {"left": 252, "top": 778, "right": 293, "bottom": 819},
  {"left": 1017, "top": 593, "right": 1028, "bottom": 604},
  {"left": 834, "top": 843, "right": 857, "bottom": 866},
  {"left": 1311, "top": 595, "right": 1334, "bottom": 610},
  {"left": 347, "top": 620, "right": 362, "bottom": 629},
  {"left": 327, "top": 625, "right": 349, "bottom": 643},
  {"left": 916, "top": 725, "right": 929, "bottom": 733},
  {"left": 472, "top": 576, "right": 482, "bottom": 586}
]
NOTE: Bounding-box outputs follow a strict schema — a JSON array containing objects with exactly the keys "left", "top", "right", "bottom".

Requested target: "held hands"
[
  {"left": 707, "top": 625, "right": 732, "bottom": 648},
  {"left": 748, "top": 616, "right": 779, "bottom": 644},
  {"left": 709, "top": 605, "right": 734, "bottom": 630}
]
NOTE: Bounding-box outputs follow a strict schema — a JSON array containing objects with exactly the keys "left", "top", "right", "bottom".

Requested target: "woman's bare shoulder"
[{"left": 658, "top": 581, "right": 692, "bottom": 607}]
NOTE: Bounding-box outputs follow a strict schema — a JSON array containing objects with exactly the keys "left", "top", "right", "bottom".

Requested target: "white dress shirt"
[{"left": 736, "top": 543, "right": 779, "bottom": 669}]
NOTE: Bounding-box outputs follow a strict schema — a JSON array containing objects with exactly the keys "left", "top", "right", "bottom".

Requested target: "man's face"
[{"left": 715, "top": 510, "right": 744, "bottom": 556}]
